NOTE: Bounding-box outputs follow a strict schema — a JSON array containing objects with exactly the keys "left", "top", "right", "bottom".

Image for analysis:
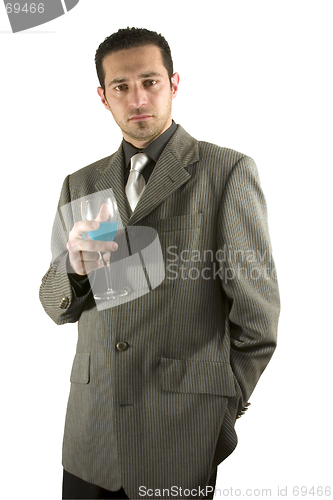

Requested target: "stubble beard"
[
  {"left": 125, "top": 118, "right": 165, "bottom": 144},
  {"left": 114, "top": 98, "right": 173, "bottom": 145}
]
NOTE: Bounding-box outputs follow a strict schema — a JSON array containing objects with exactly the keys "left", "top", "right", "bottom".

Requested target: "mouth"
[{"left": 129, "top": 114, "right": 153, "bottom": 122}]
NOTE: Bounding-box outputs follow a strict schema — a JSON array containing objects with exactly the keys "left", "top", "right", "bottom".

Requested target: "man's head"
[
  {"left": 95, "top": 28, "right": 174, "bottom": 93},
  {"left": 95, "top": 28, "right": 179, "bottom": 148}
]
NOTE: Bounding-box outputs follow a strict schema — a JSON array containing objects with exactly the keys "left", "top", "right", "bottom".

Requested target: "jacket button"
[
  {"left": 116, "top": 341, "right": 129, "bottom": 352},
  {"left": 59, "top": 297, "right": 69, "bottom": 309}
]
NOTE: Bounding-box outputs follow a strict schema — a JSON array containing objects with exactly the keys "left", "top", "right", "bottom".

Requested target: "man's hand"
[{"left": 67, "top": 220, "right": 118, "bottom": 276}]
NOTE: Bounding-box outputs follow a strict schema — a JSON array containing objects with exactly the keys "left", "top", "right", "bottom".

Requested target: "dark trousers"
[{"left": 62, "top": 468, "right": 218, "bottom": 499}]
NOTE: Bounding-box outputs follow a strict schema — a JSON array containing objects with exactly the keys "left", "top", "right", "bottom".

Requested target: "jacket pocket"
[
  {"left": 149, "top": 213, "right": 203, "bottom": 233},
  {"left": 160, "top": 357, "right": 236, "bottom": 397},
  {"left": 70, "top": 352, "right": 90, "bottom": 384}
]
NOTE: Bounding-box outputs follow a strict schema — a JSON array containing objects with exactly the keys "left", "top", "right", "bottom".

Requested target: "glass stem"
[{"left": 101, "top": 253, "right": 113, "bottom": 291}]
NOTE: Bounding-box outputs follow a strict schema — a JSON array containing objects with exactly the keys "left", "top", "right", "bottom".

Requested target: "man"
[{"left": 40, "top": 28, "right": 280, "bottom": 499}]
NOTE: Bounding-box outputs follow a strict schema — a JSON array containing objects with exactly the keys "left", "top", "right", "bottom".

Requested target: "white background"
[{"left": 1, "top": 1, "right": 332, "bottom": 498}]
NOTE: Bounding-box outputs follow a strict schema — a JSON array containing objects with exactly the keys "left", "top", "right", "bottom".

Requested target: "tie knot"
[{"left": 130, "top": 152, "right": 150, "bottom": 174}]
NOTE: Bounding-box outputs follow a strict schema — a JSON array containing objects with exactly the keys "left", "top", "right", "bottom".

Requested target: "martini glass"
[{"left": 81, "top": 196, "right": 130, "bottom": 300}]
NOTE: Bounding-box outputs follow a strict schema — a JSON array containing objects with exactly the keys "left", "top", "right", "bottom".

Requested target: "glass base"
[{"left": 94, "top": 287, "right": 130, "bottom": 301}]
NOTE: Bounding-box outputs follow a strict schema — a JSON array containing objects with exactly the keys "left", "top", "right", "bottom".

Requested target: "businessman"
[{"left": 40, "top": 27, "right": 280, "bottom": 499}]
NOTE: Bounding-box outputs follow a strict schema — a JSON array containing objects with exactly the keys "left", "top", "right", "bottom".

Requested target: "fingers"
[
  {"left": 78, "top": 250, "right": 103, "bottom": 263},
  {"left": 74, "top": 250, "right": 113, "bottom": 275},
  {"left": 67, "top": 225, "right": 118, "bottom": 276},
  {"left": 96, "top": 203, "right": 110, "bottom": 222},
  {"left": 68, "top": 247, "right": 104, "bottom": 276},
  {"left": 86, "top": 239, "right": 118, "bottom": 253},
  {"left": 70, "top": 253, "right": 104, "bottom": 276},
  {"left": 71, "top": 220, "right": 99, "bottom": 239}
]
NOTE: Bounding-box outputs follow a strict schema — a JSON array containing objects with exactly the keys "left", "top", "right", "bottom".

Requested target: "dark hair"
[{"left": 95, "top": 27, "right": 174, "bottom": 91}]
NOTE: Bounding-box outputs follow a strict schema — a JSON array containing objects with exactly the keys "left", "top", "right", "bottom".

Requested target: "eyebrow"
[{"left": 108, "top": 72, "right": 163, "bottom": 87}]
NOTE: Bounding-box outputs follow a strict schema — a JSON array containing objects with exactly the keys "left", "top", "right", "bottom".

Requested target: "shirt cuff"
[{"left": 68, "top": 273, "right": 91, "bottom": 297}]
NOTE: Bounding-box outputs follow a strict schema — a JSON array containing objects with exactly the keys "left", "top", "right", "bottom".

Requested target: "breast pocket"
[
  {"left": 150, "top": 213, "right": 203, "bottom": 233},
  {"left": 149, "top": 213, "right": 204, "bottom": 266}
]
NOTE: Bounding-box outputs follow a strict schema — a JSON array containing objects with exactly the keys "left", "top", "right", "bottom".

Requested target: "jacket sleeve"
[
  {"left": 39, "top": 175, "right": 92, "bottom": 325},
  {"left": 217, "top": 155, "right": 280, "bottom": 415}
]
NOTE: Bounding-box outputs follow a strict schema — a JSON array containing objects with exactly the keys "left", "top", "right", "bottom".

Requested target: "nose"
[{"left": 128, "top": 83, "right": 148, "bottom": 109}]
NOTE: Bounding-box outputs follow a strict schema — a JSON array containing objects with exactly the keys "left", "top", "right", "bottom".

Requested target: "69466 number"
[{"left": 5, "top": 3, "right": 45, "bottom": 14}]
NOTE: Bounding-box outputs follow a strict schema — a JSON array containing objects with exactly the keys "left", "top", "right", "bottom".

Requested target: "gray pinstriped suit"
[{"left": 40, "top": 125, "right": 280, "bottom": 499}]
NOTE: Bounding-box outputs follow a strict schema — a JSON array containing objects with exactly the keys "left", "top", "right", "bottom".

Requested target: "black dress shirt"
[{"left": 69, "top": 121, "right": 177, "bottom": 297}]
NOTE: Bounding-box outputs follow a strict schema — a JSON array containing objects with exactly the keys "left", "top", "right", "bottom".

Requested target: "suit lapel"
[
  {"left": 127, "top": 149, "right": 189, "bottom": 225},
  {"left": 93, "top": 126, "right": 199, "bottom": 227},
  {"left": 129, "top": 126, "right": 199, "bottom": 225}
]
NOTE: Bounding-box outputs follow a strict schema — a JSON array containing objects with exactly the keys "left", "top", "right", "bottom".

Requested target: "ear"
[
  {"left": 171, "top": 73, "right": 180, "bottom": 100},
  {"left": 97, "top": 87, "right": 110, "bottom": 110}
]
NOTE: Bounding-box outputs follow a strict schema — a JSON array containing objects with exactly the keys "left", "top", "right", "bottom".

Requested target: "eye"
[
  {"left": 143, "top": 80, "right": 157, "bottom": 87},
  {"left": 115, "top": 84, "right": 128, "bottom": 91}
]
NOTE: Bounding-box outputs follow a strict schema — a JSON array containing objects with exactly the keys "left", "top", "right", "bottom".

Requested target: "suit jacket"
[{"left": 39, "top": 125, "right": 280, "bottom": 499}]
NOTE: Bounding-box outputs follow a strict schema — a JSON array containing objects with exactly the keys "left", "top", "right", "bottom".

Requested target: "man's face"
[{"left": 97, "top": 45, "right": 179, "bottom": 148}]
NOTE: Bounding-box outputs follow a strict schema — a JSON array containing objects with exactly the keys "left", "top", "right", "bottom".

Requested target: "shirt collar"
[{"left": 122, "top": 120, "right": 177, "bottom": 168}]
